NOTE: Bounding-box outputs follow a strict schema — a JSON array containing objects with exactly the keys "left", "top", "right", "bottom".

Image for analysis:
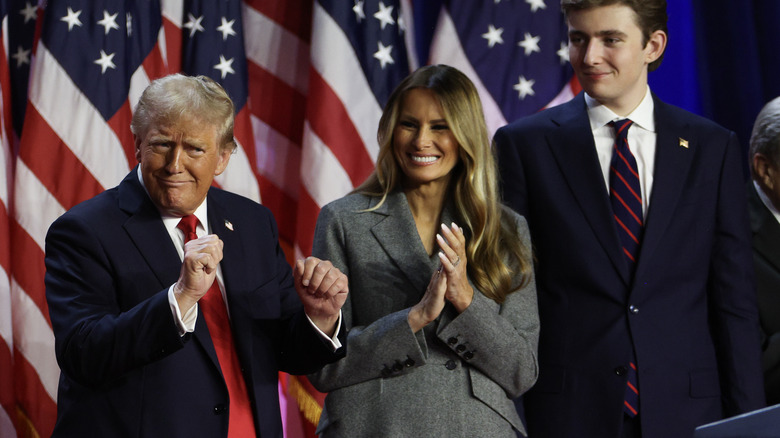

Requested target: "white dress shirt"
[{"left": 586, "top": 87, "right": 657, "bottom": 218}]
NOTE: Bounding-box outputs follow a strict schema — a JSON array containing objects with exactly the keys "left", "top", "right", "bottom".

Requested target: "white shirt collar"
[{"left": 585, "top": 86, "right": 656, "bottom": 133}]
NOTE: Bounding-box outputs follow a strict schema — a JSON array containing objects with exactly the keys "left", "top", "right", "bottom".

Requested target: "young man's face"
[{"left": 566, "top": 4, "right": 666, "bottom": 115}]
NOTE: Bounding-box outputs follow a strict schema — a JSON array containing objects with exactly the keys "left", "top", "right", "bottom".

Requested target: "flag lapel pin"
[
  {"left": 679, "top": 138, "right": 689, "bottom": 148},
  {"left": 224, "top": 220, "right": 234, "bottom": 231}
]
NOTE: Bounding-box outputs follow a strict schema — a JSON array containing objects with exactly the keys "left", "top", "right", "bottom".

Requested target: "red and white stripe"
[{"left": 1, "top": 10, "right": 18, "bottom": 437}]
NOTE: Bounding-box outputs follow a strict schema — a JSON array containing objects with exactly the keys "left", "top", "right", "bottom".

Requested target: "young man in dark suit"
[
  {"left": 45, "top": 74, "right": 348, "bottom": 438},
  {"left": 494, "top": 0, "right": 765, "bottom": 436}
]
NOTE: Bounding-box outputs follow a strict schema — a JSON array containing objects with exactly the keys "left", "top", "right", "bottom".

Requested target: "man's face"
[
  {"left": 135, "top": 114, "right": 231, "bottom": 217},
  {"left": 567, "top": 4, "right": 666, "bottom": 114}
]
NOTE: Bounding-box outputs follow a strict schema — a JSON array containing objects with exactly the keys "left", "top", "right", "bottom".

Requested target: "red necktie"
[
  {"left": 608, "top": 120, "right": 641, "bottom": 417},
  {"left": 177, "top": 215, "right": 255, "bottom": 436}
]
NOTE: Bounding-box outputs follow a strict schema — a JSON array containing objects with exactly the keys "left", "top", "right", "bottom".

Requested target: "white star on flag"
[
  {"left": 557, "top": 42, "right": 570, "bottom": 63},
  {"left": 374, "top": 2, "right": 395, "bottom": 30},
  {"left": 183, "top": 13, "right": 205, "bottom": 37},
  {"left": 61, "top": 7, "right": 83, "bottom": 31},
  {"left": 214, "top": 54, "right": 235, "bottom": 78},
  {"left": 353, "top": 0, "right": 365, "bottom": 22},
  {"left": 97, "top": 10, "right": 120, "bottom": 35},
  {"left": 518, "top": 32, "right": 541, "bottom": 56},
  {"left": 94, "top": 50, "right": 116, "bottom": 73},
  {"left": 513, "top": 75, "right": 536, "bottom": 99},
  {"left": 12, "top": 46, "right": 32, "bottom": 67},
  {"left": 526, "top": 0, "right": 547, "bottom": 12},
  {"left": 373, "top": 41, "right": 394, "bottom": 69},
  {"left": 482, "top": 24, "right": 504, "bottom": 48},
  {"left": 20, "top": 2, "right": 38, "bottom": 23},
  {"left": 217, "top": 17, "right": 237, "bottom": 40}
]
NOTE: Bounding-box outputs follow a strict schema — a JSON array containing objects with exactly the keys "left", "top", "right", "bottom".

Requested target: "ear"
[
  {"left": 214, "top": 146, "right": 232, "bottom": 176},
  {"left": 134, "top": 135, "right": 143, "bottom": 163},
  {"left": 644, "top": 30, "right": 667, "bottom": 65},
  {"left": 753, "top": 153, "right": 775, "bottom": 190}
]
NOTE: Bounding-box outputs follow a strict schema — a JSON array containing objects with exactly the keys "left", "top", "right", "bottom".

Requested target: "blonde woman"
[{"left": 308, "top": 65, "right": 539, "bottom": 437}]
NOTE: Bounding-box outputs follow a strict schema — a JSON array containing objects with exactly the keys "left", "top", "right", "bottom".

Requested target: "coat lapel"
[
  {"left": 633, "top": 97, "right": 695, "bottom": 281},
  {"left": 547, "top": 96, "right": 630, "bottom": 283},
  {"left": 369, "top": 191, "right": 438, "bottom": 297}
]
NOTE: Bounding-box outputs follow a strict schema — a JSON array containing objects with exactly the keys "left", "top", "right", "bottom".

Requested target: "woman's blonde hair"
[{"left": 356, "top": 64, "right": 531, "bottom": 302}]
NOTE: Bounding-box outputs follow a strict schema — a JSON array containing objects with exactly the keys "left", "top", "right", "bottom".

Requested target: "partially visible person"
[
  {"left": 308, "top": 64, "right": 539, "bottom": 437},
  {"left": 494, "top": 0, "right": 765, "bottom": 436},
  {"left": 748, "top": 96, "right": 780, "bottom": 406},
  {"left": 45, "top": 73, "right": 348, "bottom": 438}
]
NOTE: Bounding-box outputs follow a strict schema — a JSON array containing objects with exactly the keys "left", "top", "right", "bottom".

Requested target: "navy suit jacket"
[
  {"left": 45, "top": 169, "right": 345, "bottom": 438},
  {"left": 494, "top": 93, "right": 764, "bottom": 437}
]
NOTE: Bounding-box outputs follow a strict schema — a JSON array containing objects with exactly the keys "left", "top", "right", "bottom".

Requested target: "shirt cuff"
[
  {"left": 306, "top": 311, "right": 343, "bottom": 350},
  {"left": 168, "top": 284, "right": 198, "bottom": 336}
]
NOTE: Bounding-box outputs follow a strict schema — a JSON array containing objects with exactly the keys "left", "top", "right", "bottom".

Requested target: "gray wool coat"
[{"left": 308, "top": 190, "right": 539, "bottom": 437}]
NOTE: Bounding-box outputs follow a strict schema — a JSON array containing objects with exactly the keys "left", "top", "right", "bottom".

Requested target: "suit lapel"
[
  {"left": 370, "top": 191, "right": 437, "bottom": 297},
  {"left": 119, "top": 170, "right": 183, "bottom": 290},
  {"left": 634, "top": 97, "right": 695, "bottom": 281},
  {"left": 548, "top": 96, "right": 630, "bottom": 283},
  {"left": 749, "top": 183, "right": 780, "bottom": 272}
]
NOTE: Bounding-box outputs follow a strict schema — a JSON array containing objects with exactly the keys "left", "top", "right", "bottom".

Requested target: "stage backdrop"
[{"left": 1, "top": 1, "right": 778, "bottom": 437}]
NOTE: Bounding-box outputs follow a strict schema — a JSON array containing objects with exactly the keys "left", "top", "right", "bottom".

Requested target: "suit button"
[
  {"left": 455, "top": 344, "right": 466, "bottom": 353},
  {"left": 381, "top": 366, "right": 391, "bottom": 378},
  {"left": 629, "top": 305, "right": 639, "bottom": 314},
  {"left": 404, "top": 357, "right": 415, "bottom": 367},
  {"left": 445, "top": 360, "right": 457, "bottom": 370},
  {"left": 447, "top": 337, "right": 458, "bottom": 345},
  {"left": 615, "top": 366, "right": 628, "bottom": 376},
  {"left": 213, "top": 404, "right": 227, "bottom": 415},
  {"left": 464, "top": 351, "right": 474, "bottom": 360},
  {"left": 392, "top": 361, "right": 403, "bottom": 372}
]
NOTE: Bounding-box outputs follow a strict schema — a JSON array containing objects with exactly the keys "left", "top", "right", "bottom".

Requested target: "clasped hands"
[
  {"left": 173, "top": 234, "right": 348, "bottom": 337},
  {"left": 408, "top": 223, "right": 474, "bottom": 333}
]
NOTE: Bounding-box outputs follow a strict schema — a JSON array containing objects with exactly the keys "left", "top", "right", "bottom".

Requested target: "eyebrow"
[{"left": 569, "top": 29, "right": 628, "bottom": 39}]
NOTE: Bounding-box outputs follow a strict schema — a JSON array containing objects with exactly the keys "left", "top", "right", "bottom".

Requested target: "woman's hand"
[
  {"left": 437, "top": 223, "right": 473, "bottom": 313},
  {"left": 408, "top": 264, "right": 447, "bottom": 333}
]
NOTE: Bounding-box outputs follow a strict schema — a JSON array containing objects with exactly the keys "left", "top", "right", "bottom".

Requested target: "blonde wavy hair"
[{"left": 355, "top": 64, "right": 531, "bottom": 303}]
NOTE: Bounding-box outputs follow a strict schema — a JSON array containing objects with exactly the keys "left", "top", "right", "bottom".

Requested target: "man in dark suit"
[
  {"left": 44, "top": 74, "right": 348, "bottom": 438},
  {"left": 494, "top": 0, "right": 765, "bottom": 436},
  {"left": 748, "top": 96, "right": 780, "bottom": 406}
]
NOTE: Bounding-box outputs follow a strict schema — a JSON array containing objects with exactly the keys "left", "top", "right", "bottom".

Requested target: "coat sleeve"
[
  {"left": 435, "top": 213, "right": 539, "bottom": 398},
  {"left": 708, "top": 131, "right": 766, "bottom": 415},
  {"left": 307, "top": 202, "right": 430, "bottom": 392}
]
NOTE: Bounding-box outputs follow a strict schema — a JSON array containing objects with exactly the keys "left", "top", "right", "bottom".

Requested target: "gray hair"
[
  {"left": 749, "top": 96, "right": 780, "bottom": 177},
  {"left": 131, "top": 74, "right": 237, "bottom": 152}
]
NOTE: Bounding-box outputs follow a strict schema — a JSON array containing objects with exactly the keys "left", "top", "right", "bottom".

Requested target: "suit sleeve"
[
  {"left": 709, "top": 132, "right": 766, "bottom": 414},
  {"left": 45, "top": 213, "right": 185, "bottom": 388},
  {"left": 307, "top": 202, "right": 429, "bottom": 392},
  {"left": 435, "top": 213, "right": 540, "bottom": 398}
]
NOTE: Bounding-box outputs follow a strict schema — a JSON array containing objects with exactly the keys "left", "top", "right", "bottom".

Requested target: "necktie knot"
[
  {"left": 176, "top": 215, "right": 199, "bottom": 243},
  {"left": 610, "top": 119, "right": 634, "bottom": 144}
]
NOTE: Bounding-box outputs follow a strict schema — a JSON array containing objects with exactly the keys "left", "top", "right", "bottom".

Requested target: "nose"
[
  {"left": 164, "top": 145, "right": 184, "bottom": 173},
  {"left": 582, "top": 39, "right": 602, "bottom": 65},
  {"left": 414, "top": 127, "right": 434, "bottom": 150}
]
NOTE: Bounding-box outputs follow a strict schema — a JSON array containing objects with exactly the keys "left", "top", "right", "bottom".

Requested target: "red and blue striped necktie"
[{"left": 609, "top": 119, "right": 641, "bottom": 417}]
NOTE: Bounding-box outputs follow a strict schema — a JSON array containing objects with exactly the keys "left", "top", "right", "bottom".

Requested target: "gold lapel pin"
[
  {"left": 224, "top": 220, "right": 234, "bottom": 231},
  {"left": 679, "top": 138, "right": 689, "bottom": 149}
]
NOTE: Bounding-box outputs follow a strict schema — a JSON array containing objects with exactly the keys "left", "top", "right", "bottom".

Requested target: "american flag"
[
  {"left": 1, "top": 1, "right": 573, "bottom": 437},
  {"left": 429, "top": 0, "right": 577, "bottom": 136}
]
